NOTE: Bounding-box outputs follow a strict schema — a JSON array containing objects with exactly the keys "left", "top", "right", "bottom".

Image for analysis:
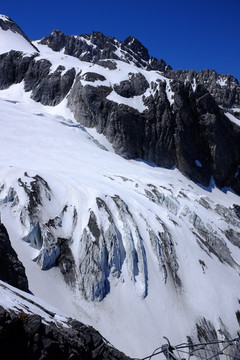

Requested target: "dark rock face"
[
  {"left": 82, "top": 72, "right": 106, "bottom": 82},
  {"left": 0, "top": 223, "right": 29, "bottom": 292},
  {"left": 29, "top": 66, "right": 76, "bottom": 106},
  {"left": 123, "top": 36, "right": 149, "bottom": 62},
  {"left": 39, "top": 29, "right": 170, "bottom": 72},
  {"left": 97, "top": 59, "right": 117, "bottom": 70},
  {"left": 67, "top": 76, "right": 240, "bottom": 191},
  {"left": 147, "top": 57, "right": 172, "bottom": 72},
  {"left": 167, "top": 68, "right": 240, "bottom": 108},
  {"left": 67, "top": 80, "right": 147, "bottom": 160},
  {"left": 168, "top": 82, "right": 240, "bottom": 189},
  {"left": 114, "top": 72, "right": 149, "bottom": 98},
  {"left": 57, "top": 238, "right": 77, "bottom": 287},
  {"left": 18, "top": 173, "right": 51, "bottom": 227},
  {"left": 17, "top": 173, "right": 77, "bottom": 281},
  {"left": 1, "top": 18, "right": 240, "bottom": 193},
  {"left": 0, "top": 51, "right": 34, "bottom": 89},
  {"left": 38, "top": 28, "right": 240, "bottom": 107},
  {"left": 0, "top": 51, "right": 76, "bottom": 106},
  {"left": 0, "top": 305, "right": 132, "bottom": 360},
  {"left": 39, "top": 29, "right": 120, "bottom": 64}
]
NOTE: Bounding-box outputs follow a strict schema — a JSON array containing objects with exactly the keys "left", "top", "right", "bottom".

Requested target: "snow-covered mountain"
[{"left": 0, "top": 14, "right": 240, "bottom": 359}]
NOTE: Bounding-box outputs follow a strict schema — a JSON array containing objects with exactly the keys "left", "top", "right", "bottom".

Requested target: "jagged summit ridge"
[
  {"left": 38, "top": 26, "right": 240, "bottom": 109},
  {"left": 0, "top": 14, "right": 39, "bottom": 54},
  {"left": 0, "top": 14, "right": 240, "bottom": 194},
  {"left": 39, "top": 29, "right": 171, "bottom": 72},
  {"left": 167, "top": 67, "right": 240, "bottom": 109},
  {"left": 0, "top": 15, "right": 26, "bottom": 34}
]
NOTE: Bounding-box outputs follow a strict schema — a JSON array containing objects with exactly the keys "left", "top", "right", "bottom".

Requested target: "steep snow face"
[
  {"left": 38, "top": 29, "right": 171, "bottom": 73},
  {"left": 0, "top": 91, "right": 240, "bottom": 358},
  {"left": 0, "top": 27, "right": 36, "bottom": 54},
  {"left": 0, "top": 14, "right": 37, "bottom": 55},
  {"left": 0, "top": 281, "right": 132, "bottom": 360}
]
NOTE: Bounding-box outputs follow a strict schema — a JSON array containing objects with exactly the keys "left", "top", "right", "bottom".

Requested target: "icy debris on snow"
[{"left": 22, "top": 221, "right": 42, "bottom": 250}]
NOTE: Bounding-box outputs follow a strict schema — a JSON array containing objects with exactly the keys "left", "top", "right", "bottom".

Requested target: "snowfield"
[
  {"left": 0, "top": 15, "right": 240, "bottom": 359},
  {"left": 0, "top": 87, "right": 240, "bottom": 358}
]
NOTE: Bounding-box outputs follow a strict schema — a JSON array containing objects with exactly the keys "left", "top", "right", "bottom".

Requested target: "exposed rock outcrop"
[
  {"left": 39, "top": 30, "right": 170, "bottom": 72},
  {"left": 0, "top": 305, "right": 132, "bottom": 360},
  {"left": 1, "top": 19, "right": 240, "bottom": 193},
  {"left": 186, "top": 318, "right": 240, "bottom": 360},
  {"left": 67, "top": 77, "right": 240, "bottom": 192},
  {"left": 167, "top": 68, "right": 240, "bottom": 108},
  {"left": 0, "top": 223, "right": 29, "bottom": 292},
  {"left": 113, "top": 72, "right": 149, "bottom": 97},
  {"left": 0, "top": 51, "right": 75, "bottom": 106}
]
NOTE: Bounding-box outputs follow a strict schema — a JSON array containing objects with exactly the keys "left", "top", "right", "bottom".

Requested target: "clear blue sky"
[{"left": 1, "top": 0, "right": 239, "bottom": 81}]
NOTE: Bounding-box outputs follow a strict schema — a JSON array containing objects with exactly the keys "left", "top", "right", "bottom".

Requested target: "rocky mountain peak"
[
  {"left": 0, "top": 14, "right": 29, "bottom": 42},
  {"left": 123, "top": 35, "right": 150, "bottom": 62},
  {"left": 89, "top": 30, "right": 116, "bottom": 48},
  {"left": 0, "top": 14, "right": 15, "bottom": 28},
  {"left": 0, "top": 14, "right": 11, "bottom": 23},
  {"left": 0, "top": 14, "right": 39, "bottom": 53},
  {"left": 39, "top": 29, "right": 171, "bottom": 71},
  {"left": 41, "top": 29, "right": 66, "bottom": 52},
  {"left": 0, "top": 14, "right": 240, "bottom": 192}
]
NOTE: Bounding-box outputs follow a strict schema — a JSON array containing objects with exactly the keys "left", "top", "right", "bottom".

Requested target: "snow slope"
[
  {"left": 0, "top": 87, "right": 240, "bottom": 358},
  {"left": 0, "top": 19, "right": 240, "bottom": 359},
  {"left": 0, "top": 15, "right": 37, "bottom": 55},
  {"left": 0, "top": 280, "right": 70, "bottom": 328}
]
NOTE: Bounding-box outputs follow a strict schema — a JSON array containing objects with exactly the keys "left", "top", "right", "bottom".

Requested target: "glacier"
[
  {"left": 0, "top": 14, "right": 240, "bottom": 359},
  {"left": 0, "top": 87, "right": 240, "bottom": 358}
]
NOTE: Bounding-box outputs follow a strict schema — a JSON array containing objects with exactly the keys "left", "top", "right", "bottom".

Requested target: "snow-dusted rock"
[
  {"left": 0, "top": 15, "right": 240, "bottom": 359},
  {"left": 0, "top": 283, "right": 132, "bottom": 360},
  {"left": 1, "top": 18, "right": 240, "bottom": 192}
]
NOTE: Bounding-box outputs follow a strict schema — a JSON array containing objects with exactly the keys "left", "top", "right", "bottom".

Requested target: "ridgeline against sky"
[{"left": 1, "top": 0, "right": 239, "bottom": 81}]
